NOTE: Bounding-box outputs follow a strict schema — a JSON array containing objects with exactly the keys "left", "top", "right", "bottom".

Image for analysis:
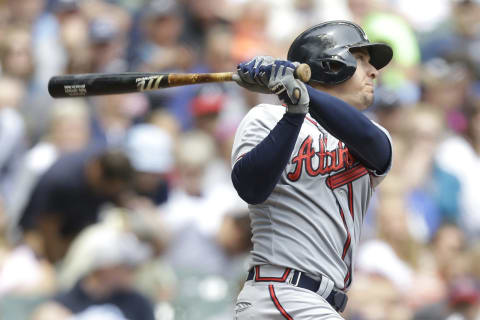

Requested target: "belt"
[{"left": 247, "top": 266, "right": 348, "bottom": 313}]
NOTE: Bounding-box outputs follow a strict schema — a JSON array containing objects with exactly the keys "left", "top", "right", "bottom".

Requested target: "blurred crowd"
[{"left": 0, "top": 0, "right": 480, "bottom": 319}]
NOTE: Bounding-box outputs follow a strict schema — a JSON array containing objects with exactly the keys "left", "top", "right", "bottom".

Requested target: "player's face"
[{"left": 326, "top": 48, "right": 379, "bottom": 110}]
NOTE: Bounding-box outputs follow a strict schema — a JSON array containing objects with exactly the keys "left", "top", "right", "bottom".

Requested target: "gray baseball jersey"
[{"left": 231, "top": 104, "right": 392, "bottom": 290}]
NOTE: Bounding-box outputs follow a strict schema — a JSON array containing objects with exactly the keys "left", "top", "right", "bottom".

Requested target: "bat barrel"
[{"left": 48, "top": 72, "right": 170, "bottom": 98}]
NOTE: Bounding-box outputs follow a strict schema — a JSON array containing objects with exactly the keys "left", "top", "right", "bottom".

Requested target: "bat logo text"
[
  {"left": 64, "top": 84, "right": 87, "bottom": 96},
  {"left": 136, "top": 75, "right": 165, "bottom": 91}
]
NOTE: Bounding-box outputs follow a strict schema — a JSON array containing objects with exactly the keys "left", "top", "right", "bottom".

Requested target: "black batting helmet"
[{"left": 287, "top": 20, "right": 393, "bottom": 85}]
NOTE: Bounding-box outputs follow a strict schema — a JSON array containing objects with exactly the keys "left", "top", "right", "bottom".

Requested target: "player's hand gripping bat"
[{"left": 47, "top": 64, "right": 311, "bottom": 98}]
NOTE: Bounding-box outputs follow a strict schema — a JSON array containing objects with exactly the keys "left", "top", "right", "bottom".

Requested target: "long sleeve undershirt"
[{"left": 232, "top": 86, "right": 392, "bottom": 205}]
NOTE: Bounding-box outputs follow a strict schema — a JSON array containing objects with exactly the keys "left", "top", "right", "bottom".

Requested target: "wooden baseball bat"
[{"left": 48, "top": 64, "right": 311, "bottom": 98}]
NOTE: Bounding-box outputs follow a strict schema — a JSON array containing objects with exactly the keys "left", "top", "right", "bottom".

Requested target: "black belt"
[{"left": 247, "top": 267, "right": 348, "bottom": 312}]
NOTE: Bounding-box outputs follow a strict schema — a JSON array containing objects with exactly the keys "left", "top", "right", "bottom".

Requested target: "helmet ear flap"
[{"left": 309, "top": 56, "right": 356, "bottom": 85}]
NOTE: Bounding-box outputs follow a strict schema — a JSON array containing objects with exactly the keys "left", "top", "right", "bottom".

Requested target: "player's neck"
[{"left": 310, "top": 83, "right": 363, "bottom": 111}]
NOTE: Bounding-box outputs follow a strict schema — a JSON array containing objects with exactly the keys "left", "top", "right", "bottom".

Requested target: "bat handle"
[
  {"left": 232, "top": 62, "right": 311, "bottom": 100},
  {"left": 231, "top": 63, "right": 311, "bottom": 83},
  {"left": 293, "top": 63, "right": 311, "bottom": 101}
]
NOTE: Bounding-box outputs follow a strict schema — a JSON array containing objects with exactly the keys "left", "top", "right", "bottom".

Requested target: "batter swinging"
[{"left": 231, "top": 21, "right": 394, "bottom": 319}]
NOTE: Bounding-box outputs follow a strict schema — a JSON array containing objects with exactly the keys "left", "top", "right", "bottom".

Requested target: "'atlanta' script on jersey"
[{"left": 287, "top": 135, "right": 362, "bottom": 182}]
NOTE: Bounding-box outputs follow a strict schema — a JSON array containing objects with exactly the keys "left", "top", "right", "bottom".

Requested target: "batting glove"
[
  {"left": 234, "top": 56, "right": 275, "bottom": 94},
  {"left": 268, "top": 60, "right": 309, "bottom": 114}
]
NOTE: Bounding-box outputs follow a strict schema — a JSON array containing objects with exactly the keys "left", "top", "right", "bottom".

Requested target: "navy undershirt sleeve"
[
  {"left": 231, "top": 112, "right": 305, "bottom": 204},
  {"left": 307, "top": 86, "right": 391, "bottom": 173}
]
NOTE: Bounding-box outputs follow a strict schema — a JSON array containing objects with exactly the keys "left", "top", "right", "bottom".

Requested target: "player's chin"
[{"left": 361, "top": 94, "right": 374, "bottom": 110}]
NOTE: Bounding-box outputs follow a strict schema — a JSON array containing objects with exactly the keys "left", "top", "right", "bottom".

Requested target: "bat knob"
[{"left": 294, "top": 63, "right": 311, "bottom": 83}]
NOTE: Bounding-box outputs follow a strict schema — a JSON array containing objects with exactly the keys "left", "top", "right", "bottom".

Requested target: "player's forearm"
[
  {"left": 231, "top": 112, "right": 305, "bottom": 204},
  {"left": 307, "top": 86, "right": 391, "bottom": 173}
]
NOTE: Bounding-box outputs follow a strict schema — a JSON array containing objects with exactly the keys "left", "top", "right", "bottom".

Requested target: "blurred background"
[{"left": 0, "top": 0, "right": 480, "bottom": 319}]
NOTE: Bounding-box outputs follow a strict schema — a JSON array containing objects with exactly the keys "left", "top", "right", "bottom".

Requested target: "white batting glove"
[
  {"left": 268, "top": 60, "right": 309, "bottom": 114},
  {"left": 234, "top": 56, "right": 276, "bottom": 94}
]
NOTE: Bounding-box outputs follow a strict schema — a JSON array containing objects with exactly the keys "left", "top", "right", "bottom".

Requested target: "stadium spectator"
[
  {"left": 435, "top": 101, "right": 480, "bottom": 238},
  {"left": 32, "top": 220, "right": 154, "bottom": 320},
  {"left": 18, "top": 147, "right": 133, "bottom": 263},
  {"left": 124, "top": 123, "right": 174, "bottom": 206},
  {"left": 8, "top": 99, "right": 90, "bottom": 239},
  {"left": 0, "top": 77, "right": 27, "bottom": 201},
  {"left": 89, "top": 93, "right": 149, "bottom": 147},
  {"left": 135, "top": 0, "right": 193, "bottom": 73}
]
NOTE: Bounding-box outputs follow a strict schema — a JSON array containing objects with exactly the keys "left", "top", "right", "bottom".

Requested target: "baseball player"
[{"left": 231, "top": 21, "right": 393, "bottom": 319}]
